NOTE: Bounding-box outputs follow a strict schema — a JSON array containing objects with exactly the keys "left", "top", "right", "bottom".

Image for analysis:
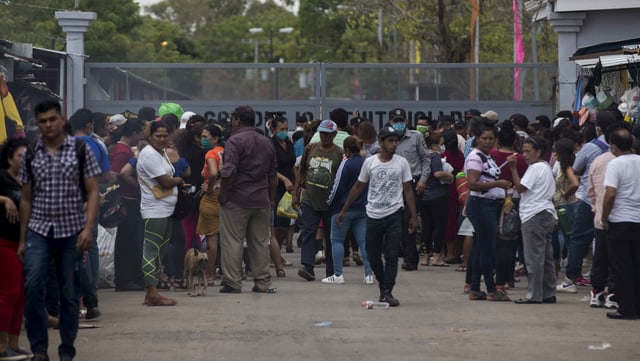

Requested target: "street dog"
[{"left": 184, "top": 248, "right": 208, "bottom": 296}]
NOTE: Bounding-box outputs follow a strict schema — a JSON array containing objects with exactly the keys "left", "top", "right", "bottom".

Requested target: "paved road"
[{"left": 31, "top": 255, "right": 637, "bottom": 361}]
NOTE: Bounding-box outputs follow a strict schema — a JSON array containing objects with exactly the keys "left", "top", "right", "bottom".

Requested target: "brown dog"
[{"left": 183, "top": 248, "right": 208, "bottom": 296}]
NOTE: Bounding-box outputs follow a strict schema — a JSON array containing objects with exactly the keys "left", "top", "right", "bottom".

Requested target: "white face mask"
[{"left": 295, "top": 126, "right": 303, "bottom": 132}]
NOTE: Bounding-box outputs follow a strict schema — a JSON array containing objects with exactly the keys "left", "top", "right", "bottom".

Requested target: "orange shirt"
[{"left": 201, "top": 145, "right": 224, "bottom": 185}]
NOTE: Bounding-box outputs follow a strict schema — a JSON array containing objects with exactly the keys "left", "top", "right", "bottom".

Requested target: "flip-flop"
[
  {"left": 455, "top": 265, "right": 467, "bottom": 272},
  {"left": 445, "top": 257, "right": 463, "bottom": 264},
  {"left": 431, "top": 262, "right": 450, "bottom": 267}
]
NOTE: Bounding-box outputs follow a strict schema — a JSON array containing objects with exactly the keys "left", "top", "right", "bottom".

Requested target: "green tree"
[{"left": 147, "top": 0, "right": 249, "bottom": 34}]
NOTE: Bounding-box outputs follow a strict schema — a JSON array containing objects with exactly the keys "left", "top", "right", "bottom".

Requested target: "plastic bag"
[
  {"left": 440, "top": 156, "right": 454, "bottom": 184},
  {"left": 277, "top": 192, "right": 297, "bottom": 219},
  {"left": 158, "top": 102, "right": 184, "bottom": 119},
  {"left": 97, "top": 225, "right": 117, "bottom": 288}
]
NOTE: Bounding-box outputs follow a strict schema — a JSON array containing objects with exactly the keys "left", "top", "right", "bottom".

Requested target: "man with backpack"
[{"left": 18, "top": 100, "right": 101, "bottom": 361}]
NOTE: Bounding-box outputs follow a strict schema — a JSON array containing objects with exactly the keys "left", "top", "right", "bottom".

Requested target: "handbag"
[
  {"left": 98, "top": 184, "right": 127, "bottom": 228},
  {"left": 100, "top": 200, "right": 127, "bottom": 228},
  {"left": 172, "top": 188, "right": 203, "bottom": 220},
  {"left": 139, "top": 175, "right": 174, "bottom": 199},
  {"left": 276, "top": 191, "right": 297, "bottom": 219},
  {"left": 499, "top": 196, "right": 520, "bottom": 240}
]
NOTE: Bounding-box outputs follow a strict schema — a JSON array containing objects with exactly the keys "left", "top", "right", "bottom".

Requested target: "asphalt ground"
[{"left": 28, "top": 253, "right": 638, "bottom": 361}]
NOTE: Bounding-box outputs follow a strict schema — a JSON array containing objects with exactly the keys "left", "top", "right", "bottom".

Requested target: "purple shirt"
[
  {"left": 220, "top": 127, "right": 277, "bottom": 208},
  {"left": 18, "top": 136, "right": 101, "bottom": 238}
]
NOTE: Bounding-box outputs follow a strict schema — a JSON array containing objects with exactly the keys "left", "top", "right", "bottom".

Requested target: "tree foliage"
[{"left": 0, "top": 0, "right": 556, "bottom": 65}]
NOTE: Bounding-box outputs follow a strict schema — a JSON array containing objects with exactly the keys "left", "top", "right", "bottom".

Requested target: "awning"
[
  {"left": 575, "top": 54, "right": 640, "bottom": 69},
  {"left": 571, "top": 38, "right": 640, "bottom": 59},
  {"left": 571, "top": 38, "right": 640, "bottom": 69}
]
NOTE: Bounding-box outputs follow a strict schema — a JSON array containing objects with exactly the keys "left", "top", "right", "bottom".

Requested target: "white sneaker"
[
  {"left": 604, "top": 293, "right": 618, "bottom": 309},
  {"left": 321, "top": 274, "right": 344, "bottom": 284},
  {"left": 589, "top": 289, "right": 606, "bottom": 307},
  {"left": 363, "top": 274, "right": 374, "bottom": 285},
  {"left": 556, "top": 277, "right": 577, "bottom": 293}
]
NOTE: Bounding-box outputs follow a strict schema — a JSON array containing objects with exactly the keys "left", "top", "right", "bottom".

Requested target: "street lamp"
[
  {"left": 248, "top": 27, "right": 294, "bottom": 63},
  {"left": 248, "top": 26, "right": 294, "bottom": 100}
]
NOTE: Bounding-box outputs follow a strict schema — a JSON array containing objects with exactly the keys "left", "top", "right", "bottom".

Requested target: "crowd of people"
[{"left": 1, "top": 99, "right": 640, "bottom": 361}]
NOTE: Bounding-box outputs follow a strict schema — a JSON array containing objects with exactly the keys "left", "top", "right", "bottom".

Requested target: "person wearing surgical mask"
[{"left": 416, "top": 116, "right": 430, "bottom": 137}]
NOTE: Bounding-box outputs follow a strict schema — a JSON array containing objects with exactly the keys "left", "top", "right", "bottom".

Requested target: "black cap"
[
  {"left": 378, "top": 125, "right": 399, "bottom": 140},
  {"left": 389, "top": 108, "right": 406, "bottom": 121},
  {"left": 464, "top": 109, "right": 481, "bottom": 118}
]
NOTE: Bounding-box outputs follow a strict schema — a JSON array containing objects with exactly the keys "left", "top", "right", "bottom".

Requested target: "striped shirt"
[{"left": 18, "top": 136, "right": 101, "bottom": 238}]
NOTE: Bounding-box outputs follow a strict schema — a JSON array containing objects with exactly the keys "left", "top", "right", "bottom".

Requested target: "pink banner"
[{"left": 513, "top": 0, "right": 525, "bottom": 101}]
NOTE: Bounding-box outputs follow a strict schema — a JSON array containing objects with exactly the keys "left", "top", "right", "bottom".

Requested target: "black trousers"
[
  {"left": 590, "top": 229, "right": 615, "bottom": 293},
  {"left": 114, "top": 198, "right": 144, "bottom": 287},
  {"left": 606, "top": 222, "right": 640, "bottom": 317},
  {"left": 495, "top": 236, "right": 517, "bottom": 286},
  {"left": 401, "top": 180, "right": 419, "bottom": 267},
  {"left": 419, "top": 194, "right": 449, "bottom": 254}
]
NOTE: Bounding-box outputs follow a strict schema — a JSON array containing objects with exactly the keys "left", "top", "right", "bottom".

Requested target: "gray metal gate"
[{"left": 86, "top": 62, "right": 556, "bottom": 128}]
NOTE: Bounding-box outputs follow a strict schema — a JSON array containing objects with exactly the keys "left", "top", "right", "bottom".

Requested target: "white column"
[
  {"left": 548, "top": 11, "right": 586, "bottom": 112},
  {"left": 55, "top": 11, "right": 97, "bottom": 114}
]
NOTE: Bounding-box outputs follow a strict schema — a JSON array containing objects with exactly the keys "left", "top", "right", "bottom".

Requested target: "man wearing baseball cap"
[
  {"left": 309, "top": 108, "right": 351, "bottom": 147},
  {"left": 370, "top": 108, "right": 430, "bottom": 271},
  {"left": 338, "top": 125, "right": 417, "bottom": 306},
  {"left": 293, "top": 120, "right": 344, "bottom": 281}
]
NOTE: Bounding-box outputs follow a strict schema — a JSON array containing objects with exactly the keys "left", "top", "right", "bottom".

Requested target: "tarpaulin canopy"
[{"left": 571, "top": 38, "right": 640, "bottom": 69}]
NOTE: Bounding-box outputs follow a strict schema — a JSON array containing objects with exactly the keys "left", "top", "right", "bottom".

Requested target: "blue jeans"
[
  {"left": 24, "top": 228, "right": 82, "bottom": 359},
  {"left": 330, "top": 211, "right": 372, "bottom": 276},
  {"left": 366, "top": 210, "right": 403, "bottom": 294},
  {"left": 299, "top": 204, "right": 333, "bottom": 277},
  {"left": 466, "top": 196, "right": 502, "bottom": 293},
  {"left": 566, "top": 200, "right": 594, "bottom": 279}
]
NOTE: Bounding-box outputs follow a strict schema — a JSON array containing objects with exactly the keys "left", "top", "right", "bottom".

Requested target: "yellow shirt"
[{"left": 0, "top": 92, "right": 24, "bottom": 143}]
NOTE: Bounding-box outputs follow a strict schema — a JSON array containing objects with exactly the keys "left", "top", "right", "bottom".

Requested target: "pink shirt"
[{"left": 587, "top": 152, "right": 615, "bottom": 230}]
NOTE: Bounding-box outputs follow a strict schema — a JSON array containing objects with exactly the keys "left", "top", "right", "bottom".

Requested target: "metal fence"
[{"left": 86, "top": 62, "right": 556, "bottom": 129}]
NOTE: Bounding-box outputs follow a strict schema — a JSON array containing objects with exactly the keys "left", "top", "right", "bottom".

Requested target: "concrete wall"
[{"left": 578, "top": 9, "right": 640, "bottom": 48}]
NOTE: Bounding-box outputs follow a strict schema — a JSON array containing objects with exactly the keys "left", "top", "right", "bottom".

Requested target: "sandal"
[
  {"left": 431, "top": 260, "right": 450, "bottom": 267},
  {"left": 146, "top": 294, "right": 177, "bottom": 306},
  {"left": 420, "top": 253, "right": 430, "bottom": 266},
  {"left": 169, "top": 279, "right": 186, "bottom": 291},
  {"left": 276, "top": 268, "right": 286, "bottom": 277},
  {"left": 455, "top": 264, "right": 467, "bottom": 272},
  {"left": 445, "top": 257, "right": 463, "bottom": 264}
]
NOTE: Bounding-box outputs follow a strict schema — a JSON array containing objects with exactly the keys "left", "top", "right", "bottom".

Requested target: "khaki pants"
[{"left": 220, "top": 202, "right": 271, "bottom": 290}]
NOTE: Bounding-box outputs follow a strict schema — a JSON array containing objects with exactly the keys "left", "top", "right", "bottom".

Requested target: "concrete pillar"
[
  {"left": 55, "top": 11, "right": 97, "bottom": 115},
  {"left": 548, "top": 11, "right": 586, "bottom": 112}
]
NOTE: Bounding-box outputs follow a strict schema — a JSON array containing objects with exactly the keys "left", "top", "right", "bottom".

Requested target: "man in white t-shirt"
[
  {"left": 601, "top": 126, "right": 640, "bottom": 320},
  {"left": 338, "top": 126, "right": 417, "bottom": 307}
]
